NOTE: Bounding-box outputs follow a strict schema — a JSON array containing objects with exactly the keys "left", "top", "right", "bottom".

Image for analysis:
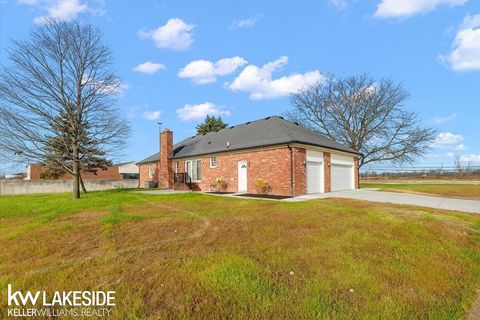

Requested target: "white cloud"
[
  {"left": 82, "top": 76, "right": 128, "bottom": 96},
  {"left": 454, "top": 144, "right": 468, "bottom": 151},
  {"left": 230, "top": 14, "right": 262, "bottom": 29},
  {"left": 432, "top": 113, "right": 457, "bottom": 124},
  {"left": 460, "top": 154, "right": 480, "bottom": 162},
  {"left": 114, "top": 83, "right": 128, "bottom": 96},
  {"left": 137, "top": 18, "right": 194, "bottom": 51},
  {"left": 133, "top": 61, "right": 166, "bottom": 74},
  {"left": 176, "top": 102, "right": 231, "bottom": 121},
  {"left": 142, "top": 111, "right": 162, "bottom": 121},
  {"left": 178, "top": 57, "right": 247, "bottom": 84},
  {"left": 328, "top": 0, "right": 348, "bottom": 10},
  {"left": 374, "top": 0, "right": 467, "bottom": 19},
  {"left": 125, "top": 107, "right": 137, "bottom": 118},
  {"left": 33, "top": 0, "right": 88, "bottom": 24},
  {"left": 19, "top": 0, "right": 105, "bottom": 24},
  {"left": 431, "top": 132, "right": 464, "bottom": 148},
  {"left": 227, "top": 56, "right": 324, "bottom": 100},
  {"left": 440, "top": 14, "right": 480, "bottom": 71},
  {"left": 427, "top": 152, "right": 455, "bottom": 158}
]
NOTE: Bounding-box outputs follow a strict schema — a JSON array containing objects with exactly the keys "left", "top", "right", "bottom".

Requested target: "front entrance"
[
  {"left": 307, "top": 161, "right": 323, "bottom": 194},
  {"left": 237, "top": 160, "right": 248, "bottom": 192}
]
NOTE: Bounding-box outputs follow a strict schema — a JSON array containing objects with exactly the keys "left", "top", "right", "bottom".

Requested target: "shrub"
[
  {"left": 215, "top": 177, "right": 227, "bottom": 191},
  {"left": 255, "top": 178, "right": 272, "bottom": 194}
]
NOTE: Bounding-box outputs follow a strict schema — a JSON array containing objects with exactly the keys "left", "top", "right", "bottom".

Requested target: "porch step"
[
  {"left": 173, "top": 182, "right": 190, "bottom": 191},
  {"left": 189, "top": 183, "right": 201, "bottom": 191}
]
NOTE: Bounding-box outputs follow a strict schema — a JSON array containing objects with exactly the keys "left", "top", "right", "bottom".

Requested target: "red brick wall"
[
  {"left": 159, "top": 129, "right": 173, "bottom": 189},
  {"left": 28, "top": 164, "right": 46, "bottom": 180},
  {"left": 139, "top": 162, "right": 159, "bottom": 187},
  {"left": 172, "top": 146, "right": 306, "bottom": 196},
  {"left": 292, "top": 147, "right": 307, "bottom": 196},
  {"left": 28, "top": 164, "right": 123, "bottom": 180},
  {"left": 324, "top": 152, "right": 331, "bottom": 192}
]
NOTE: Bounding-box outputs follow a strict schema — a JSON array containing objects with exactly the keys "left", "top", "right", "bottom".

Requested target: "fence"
[
  {"left": 360, "top": 165, "right": 480, "bottom": 182},
  {"left": 0, "top": 179, "right": 139, "bottom": 196}
]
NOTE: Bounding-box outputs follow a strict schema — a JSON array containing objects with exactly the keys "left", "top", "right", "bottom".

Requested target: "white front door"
[
  {"left": 237, "top": 161, "right": 248, "bottom": 192},
  {"left": 331, "top": 164, "right": 354, "bottom": 192},
  {"left": 307, "top": 161, "right": 323, "bottom": 194}
]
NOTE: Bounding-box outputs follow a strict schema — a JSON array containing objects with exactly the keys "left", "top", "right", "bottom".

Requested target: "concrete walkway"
[{"left": 286, "top": 189, "right": 480, "bottom": 213}]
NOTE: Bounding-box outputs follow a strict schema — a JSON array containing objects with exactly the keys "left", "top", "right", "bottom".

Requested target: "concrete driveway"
[{"left": 287, "top": 189, "right": 480, "bottom": 213}]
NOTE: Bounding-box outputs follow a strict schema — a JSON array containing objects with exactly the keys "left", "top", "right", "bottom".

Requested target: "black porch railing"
[{"left": 174, "top": 172, "right": 192, "bottom": 185}]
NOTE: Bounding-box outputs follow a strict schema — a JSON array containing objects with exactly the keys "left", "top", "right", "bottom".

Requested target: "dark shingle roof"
[
  {"left": 137, "top": 116, "right": 359, "bottom": 164},
  {"left": 136, "top": 153, "right": 159, "bottom": 165}
]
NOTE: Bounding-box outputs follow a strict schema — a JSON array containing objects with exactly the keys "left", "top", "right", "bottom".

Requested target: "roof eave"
[{"left": 171, "top": 141, "right": 360, "bottom": 159}]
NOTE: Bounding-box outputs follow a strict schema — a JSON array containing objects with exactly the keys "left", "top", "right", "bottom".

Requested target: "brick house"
[{"left": 137, "top": 116, "right": 360, "bottom": 197}]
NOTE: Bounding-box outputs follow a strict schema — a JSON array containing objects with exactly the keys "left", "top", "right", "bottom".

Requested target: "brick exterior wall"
[
  {"left": 354, "top": 156, "right": 359, "bottom": 189},
  {"left": 159, "top": 129, "right": 174, "bottom": 189},
  {"left": 323, "top": 152, "right": 331, "bottom": 192},
  {"left": 28, "top": 164, "right": 123, "bottom": 181},
  {"left": 292, "top": 147, "right": 307, "bottom": 196},
  {"left": 139, "top": 162, "right": 159, "bottom": 187},
  {"left": 172, "top": 146, "right": 307, "bottom": 196}
]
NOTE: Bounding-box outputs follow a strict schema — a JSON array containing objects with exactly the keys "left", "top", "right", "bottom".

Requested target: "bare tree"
[
  {"left": 0, "top": 20, "right": 130, "bottom": 198},
  {"left": 455, "top": 155, "right": 473, "bottom": 174},
  {"left": 286, "top": 74, "right": 436, "bottom": 168},
  {"left": 454, "top": 155, "right": 463, "bottom": 173}
]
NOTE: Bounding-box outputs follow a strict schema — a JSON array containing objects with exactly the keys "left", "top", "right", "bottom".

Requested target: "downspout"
[{"left": 288, "top": 145, "right": 294, "bottom": 197}]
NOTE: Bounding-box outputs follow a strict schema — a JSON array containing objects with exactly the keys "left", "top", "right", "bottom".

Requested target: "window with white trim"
[
  {"left": 210, "top": 156, "right": 217, "bottom": 168},
  {"left": 185, "top": 160, "right": 202, "bottom": 181},
  {"left": 148, "top": 164, "right": 154, "bottom": 179}
]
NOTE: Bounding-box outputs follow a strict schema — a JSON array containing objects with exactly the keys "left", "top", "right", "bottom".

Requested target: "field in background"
[
  {"left": 362, "top": 183, "right": 480, "bottom": 200},
  {"left": 1, "top": 190, "right": 479, "bottom": 319}
]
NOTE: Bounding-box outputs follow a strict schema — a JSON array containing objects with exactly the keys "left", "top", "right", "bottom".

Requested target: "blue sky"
[{"left": 1, "top": 0, "right": 479, "bottom": 172}]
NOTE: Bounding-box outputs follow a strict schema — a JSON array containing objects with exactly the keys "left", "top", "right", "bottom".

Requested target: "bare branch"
[{"left": 286, "top": 74, "right": 436, "bottom": 168}]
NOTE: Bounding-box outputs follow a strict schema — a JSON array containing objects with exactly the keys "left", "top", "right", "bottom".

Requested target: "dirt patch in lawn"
[{"left": 68, "top": 210, "right": 108, "bottom": 220}]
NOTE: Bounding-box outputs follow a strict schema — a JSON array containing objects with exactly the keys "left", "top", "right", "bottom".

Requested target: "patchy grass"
[
  {"left": 0, "top": 190, "right": 479, "bottom": 319},
  {"left": 362, "top": 183, "right": 480, "bottom": 200}
]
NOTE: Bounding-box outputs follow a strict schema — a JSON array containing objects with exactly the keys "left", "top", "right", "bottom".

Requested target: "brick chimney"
[{"left": 159, "top": 128, "right": 173, "bottom": 189}]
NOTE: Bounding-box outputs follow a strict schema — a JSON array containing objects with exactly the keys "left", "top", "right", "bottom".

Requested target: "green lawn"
[
  {"left": 1, "top": 190, "right": 479, "bottom": 319},
  {"left": 362, "top": 183, "right": 480, "bottom": 200}
]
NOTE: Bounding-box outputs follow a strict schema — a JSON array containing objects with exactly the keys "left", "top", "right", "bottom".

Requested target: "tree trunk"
[
  {"left": 80, "top": 174, "right": 87, "bottom": 193},
  {"left": 72, "top": 144, "right": 80, "bottom": 198},
  {"left": 72, "top": 165, "right": 80, "bottom": 198}
]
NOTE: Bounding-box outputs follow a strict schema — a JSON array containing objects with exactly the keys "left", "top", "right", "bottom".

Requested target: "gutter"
[
  {"left": 171, "top": 141, "right": 360, "bottom": 160},
  {"left": 288, "top": 145, "right": 294, "bottom": 197}
]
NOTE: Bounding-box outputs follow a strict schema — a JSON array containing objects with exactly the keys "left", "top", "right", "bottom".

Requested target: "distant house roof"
[
  {"left": 114, "top": 161, "right": 137, "bottom": 167},
  {"left": 137, "top": 153, "right": 159, "bottom": 165},
  {"left": 137, "top": 116, "right": 359, "bottom": 164}
]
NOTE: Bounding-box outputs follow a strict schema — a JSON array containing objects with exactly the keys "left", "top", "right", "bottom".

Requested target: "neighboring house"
[
  {"left": 26, "top": 161, "right": 139, "bottom": 181},
  {"left": 137, "top": 116, "right": 360, "bottom": 197},
  {"left": 4, "top": 172, "right": 27, "bottom": 180},
  {"left": 116, "top": 161, "right": 140, "bottom": 179}
]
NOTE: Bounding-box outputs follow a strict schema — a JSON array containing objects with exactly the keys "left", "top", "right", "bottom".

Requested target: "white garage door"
[
  {"left": 331, "top": 164, "right": 353, "bottom": 192},
  {"left": 307, "top": 161, "right": 323, "bottom": 194}
]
